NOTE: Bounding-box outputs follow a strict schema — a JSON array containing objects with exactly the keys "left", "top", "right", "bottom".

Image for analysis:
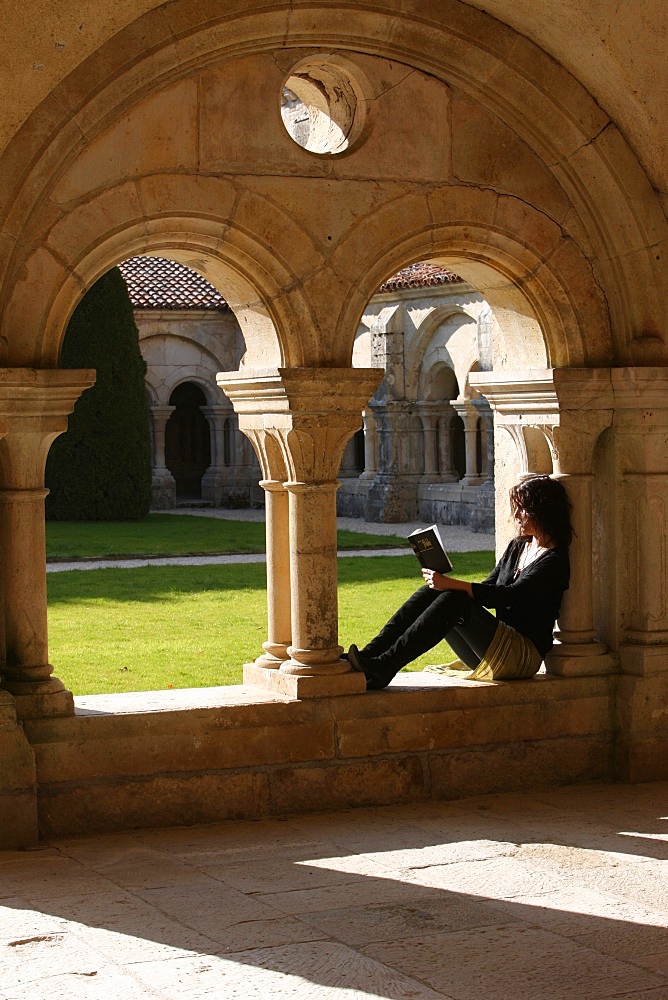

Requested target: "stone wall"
[{"left": 24, "top": 675, "right": 614, "bottom": 839}]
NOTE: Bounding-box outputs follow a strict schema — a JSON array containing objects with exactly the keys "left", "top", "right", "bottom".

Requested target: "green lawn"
[
  {"left": 45, "top": 514, "right": 404, "bottom": 559},
  {"left": 48, "top": 551, "right": 495, "bottom": 694}
]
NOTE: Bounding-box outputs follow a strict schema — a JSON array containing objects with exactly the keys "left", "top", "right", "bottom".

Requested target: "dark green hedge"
[{"left": 45, "top": 268, "right": 152, "bottom": 520}]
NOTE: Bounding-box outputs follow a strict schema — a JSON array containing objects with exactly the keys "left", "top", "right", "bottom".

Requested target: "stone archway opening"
[
  {"left": 346, "top": 261, "right": 499, "bottom": 531},
  {"left": 165, "top": 382, "right": 211, "bottom": 503}
]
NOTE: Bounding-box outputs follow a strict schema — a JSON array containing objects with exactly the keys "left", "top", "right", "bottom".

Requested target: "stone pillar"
[
  {"left": 418, "top": 402, "right": 440, "bottom": 483},
  {"left": 0, "top": 369, "right": 95, "bottom": 720},
  {"left": 226, "top": 421, "right": 291, "bottom": 667},
  {"left": 365, "top": 401, "right": 423, "bottom": 522},
  {"left": 283, "top": 478, "right": 344, "bottom": 675},
  {"left": 470, "top": 399, "right": 496, "bottom": 532},
  {"left": 453, "top": 401, "right": 484, "bottom": 485},
  {"left": 257, "top": 478, "right": 291, "bottom": 667},
  {"left": 607, "top": 369, "right": 668, "bottom": 781},
  {"left": 470, "top": 368, "right": 615, "bottom": 677},
  {"left": 359, "top": 408, "right": 377, "bottom": 480},
  {"left": 218, "top": 366, "right": 382, "bottom": 697},
  {"left": 437, "top": 408, "right": 458, "bottom": 480},
  {"left": 150, "top": 404, "right": 176, "bottom": 508},
  {"left": 201, "top": 405, "right": 230, "bottom": 505},
  {"left": 338, "top": 435, "right": 359, "bottom": 478},
  {"left": 472, "top": 399, "right": 495, "bottom": 485}
]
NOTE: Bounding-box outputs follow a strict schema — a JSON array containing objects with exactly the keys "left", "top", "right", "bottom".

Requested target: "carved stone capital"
[
  {"left": 217, "top": 367, "right": 383, "bottom": 483},
  {"left": 0, "top": 368, "right": 96, "bottom": 487}
]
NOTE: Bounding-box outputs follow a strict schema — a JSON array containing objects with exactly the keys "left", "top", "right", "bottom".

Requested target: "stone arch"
[
  {"left": 165, "top": 372, "right": 216, "bottom": 407},
  {"left": 409, "top": 304, "right": 478, "bottom": 401},
  {"left": 422, "top": 361, "right": 459, "bottom": 404},
  {"left": 4, "top": 213, "right": 310, "bottom": 370},
  {"left": 0, "top": 4, "right": 664, "bottom": 377},
  {"left": 338, "top": 199, "right": 606, "bottom": 370}
]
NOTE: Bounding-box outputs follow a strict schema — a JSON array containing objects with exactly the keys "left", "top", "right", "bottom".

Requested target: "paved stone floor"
[{"left": 1, "top": 782, "right": 667, "bottom": 999}]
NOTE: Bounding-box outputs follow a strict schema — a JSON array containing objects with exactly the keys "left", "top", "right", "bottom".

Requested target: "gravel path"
[{"left": 46, "top": 509, "right": 494, "bottom": 573}]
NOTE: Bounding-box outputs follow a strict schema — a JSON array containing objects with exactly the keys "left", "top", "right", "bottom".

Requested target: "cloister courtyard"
[{"left": 1, "top": 0, "right": 667, "bottom": 993}]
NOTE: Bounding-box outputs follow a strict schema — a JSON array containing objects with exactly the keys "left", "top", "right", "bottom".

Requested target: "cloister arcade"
[
  {"left": 126, "top": 256, "right": 494, "bottom": 525},
  {"left": 0, "top": 0, "right": 665, "bottom": 845}
]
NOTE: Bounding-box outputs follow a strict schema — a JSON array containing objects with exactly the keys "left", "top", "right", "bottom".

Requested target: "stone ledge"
[{"left": 20, "top": 672, "right": 623, "bottom": 841}]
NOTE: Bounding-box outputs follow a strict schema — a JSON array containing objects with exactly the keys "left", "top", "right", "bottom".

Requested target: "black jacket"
[{"left": 471, "top": 537, "right": 570, "bottom": 657}]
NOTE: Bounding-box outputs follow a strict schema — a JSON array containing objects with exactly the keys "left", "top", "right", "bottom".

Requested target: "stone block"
[
  {"left": 51, "top": 80, "right": 199, "bottom": 203},
  {"left": 428, "top": 736, "right": 612, "bottom": 800},
  {"left": 0, "top": 695, "right": 38, "bottom": 849},
  {"left": 243, "top": 662, "right": 366, "bottom": 698},
  {"left": 270, "top": 757, "right": 426, "bottom": 815},
  {"left": 335, "top": 690, "right": 612, "bottom": 758},
  {"left": 38, "top": 770, "right": 271, "bottom": 839},
  {"left": 451, "top": 92, "right": 571, "bottom": 222}
]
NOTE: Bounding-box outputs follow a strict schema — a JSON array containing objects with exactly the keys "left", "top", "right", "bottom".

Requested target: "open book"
[{"left": 407, "top": 524, "right": 453, "bottom": 574}]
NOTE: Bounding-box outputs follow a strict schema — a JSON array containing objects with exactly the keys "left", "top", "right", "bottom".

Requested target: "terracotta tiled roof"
[
  {"left": 118, "top": 257, "right": 230, "bottom": 312},
  {"left": 118, "top": 256, "right": 463, "bottom": 310},
  {"left": 379, "top": 263, "right": 463, "bottom": 291}
]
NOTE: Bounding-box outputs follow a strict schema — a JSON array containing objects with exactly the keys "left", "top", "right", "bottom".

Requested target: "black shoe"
[
  {"left": 347, "top": 644, "right": 365, "bottom": 673},
  {"left": 348, "top": 645, "right": 391, "bottom": 691}
]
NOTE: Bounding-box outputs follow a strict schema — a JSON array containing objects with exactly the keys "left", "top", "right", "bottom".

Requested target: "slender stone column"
[
  {"left": 360, "top": 408, "right": 377, "bottom": 480},
  {"left": 201, "top": 405, "right": 230, "bottom": 505},
  {"left": 282, "top": 480, "right": 345, "bottom": 674},
  {"left": 150, "top": 404, "right": 176, "bottom": 508},
  {"left": 0, "top": 488, "right": 70, "bottom": 714},
  {"left": 226, "top": 421, "right": 291, "bottom": 668},
  {"left": 0, "top": 369, "right": 95, "bottom": 719},
  {"left": 256, "top": 479, "right": 291, "bottom": 667},
  {"left": 544, "top": 415, "right": 617, "bottom": 675},
  {"left": 453, "top": 402, "right": 483, "bottom": 485},
  {"left": 218, "top": 366, "right": 382, "bottom": 697},
  {"left": 550, "top": 472, "right": 603, "bottom": 649},
  {"left": 418, "top": 403, "right": 440, "bottom": 483},
  {"left": 151, "top": 405, "right": 174, "bottom": 470}
]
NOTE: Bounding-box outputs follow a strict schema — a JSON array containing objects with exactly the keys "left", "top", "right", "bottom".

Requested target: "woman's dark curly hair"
[{"left": 510, "top": 474, "right": 574, "bottom": 548}]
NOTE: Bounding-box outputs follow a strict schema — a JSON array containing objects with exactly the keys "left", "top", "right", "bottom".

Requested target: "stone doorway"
[{"left": 165, "top": 382, "right": 211, "bottom": 501}]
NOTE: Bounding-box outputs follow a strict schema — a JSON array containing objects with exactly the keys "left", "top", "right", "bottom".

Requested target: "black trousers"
[{"left": 359, "top": 586, "right": 498, "bottom": 685}]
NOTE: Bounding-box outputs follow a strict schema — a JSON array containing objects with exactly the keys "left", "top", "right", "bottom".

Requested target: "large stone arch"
[
  {"left": 336, "top": 201, "right": 607, "bottom": 370},
  {"left": 0, "top": 3, "right": 664, "bottom": 370},
  {"left": 3, "top": 209, "right": 315, "bottom": 369}
]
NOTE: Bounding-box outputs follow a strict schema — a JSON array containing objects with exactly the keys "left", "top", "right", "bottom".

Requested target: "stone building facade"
[
  {"left": 0, "top": 0, "right": 666, "bottom": 845},
  {"left": 122, "top": 258, "right": 495, "bottom": 529}
]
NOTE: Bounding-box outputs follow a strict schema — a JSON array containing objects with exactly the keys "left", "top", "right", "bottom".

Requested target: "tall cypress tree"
[{"left": 45, "top": 267, "right": 152, "bottom": 520}]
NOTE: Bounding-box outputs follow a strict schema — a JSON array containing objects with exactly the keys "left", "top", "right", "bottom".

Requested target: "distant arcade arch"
[{"left": 165, "top": 382, "right": 211, "bottom": 501}]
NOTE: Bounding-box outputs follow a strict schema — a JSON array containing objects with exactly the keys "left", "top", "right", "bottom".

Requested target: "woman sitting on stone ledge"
[{"left": 348, "top": 475, "right": 573, "bottom": 690}]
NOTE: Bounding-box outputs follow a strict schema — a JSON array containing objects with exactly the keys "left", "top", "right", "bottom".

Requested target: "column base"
[
  {"left": 243, "top": 662, "right": 366, "bottom": 698},
  {"left": 254, "top": 653, "right": 284, "bottom": 669},
  {"left": 545, "top": 644, "right": 618, "bottom": 676},
  {"left": 1, "top": 675, "right": 74, "bottom": 720}
]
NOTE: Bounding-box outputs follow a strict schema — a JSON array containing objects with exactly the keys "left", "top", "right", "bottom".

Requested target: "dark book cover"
[{"left": 407, "top": 524, "right": 453, "bottom": 574}]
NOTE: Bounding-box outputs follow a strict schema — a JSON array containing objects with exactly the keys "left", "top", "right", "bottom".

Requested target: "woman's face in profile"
[{"left": 514, "top": 506, "right": 538, "bottom": 538}]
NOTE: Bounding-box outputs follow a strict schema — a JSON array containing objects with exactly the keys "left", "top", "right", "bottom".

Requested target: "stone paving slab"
[{"left": 1, "top": 782, "right": 667, "bottom": 999}]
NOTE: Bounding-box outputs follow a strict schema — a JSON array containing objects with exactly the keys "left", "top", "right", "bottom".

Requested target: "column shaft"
[
  {"left": 282, "top": 481, "right": 346, "bottom": 675},
  {"left": 256, "top": 480, "right": 291, "bottom": 667}
]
